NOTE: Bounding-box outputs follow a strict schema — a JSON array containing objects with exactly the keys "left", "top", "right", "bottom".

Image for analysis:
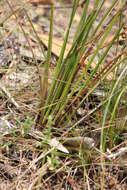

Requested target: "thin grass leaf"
[
  {"left": 38, "top": 4, "right": 54, "bottom": 124},
  {"left": 41, "top": 4, "right": 54, "bottom": 106},
  {"left": 23, "top": 9, "right": 46, "bottom": 59},
  {"left": 74, "top": 0, "right": 90, "bottom": 40}
]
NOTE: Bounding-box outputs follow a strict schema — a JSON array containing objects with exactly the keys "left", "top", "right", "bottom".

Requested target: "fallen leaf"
[
  {"left": 38, "top": 32, "right": 71, "bottom": 57},
  {"left": 32, "top": 24, "right": 72, "bottom": 57},
  {"left": 49, "top": 138, "right": 69, "bottom": 154},
  {"left": 29, "top": 0, "right": 54, "bottom": 5},
  {"left": 61, "top": 136, "right": 95, "bottom": 149}
]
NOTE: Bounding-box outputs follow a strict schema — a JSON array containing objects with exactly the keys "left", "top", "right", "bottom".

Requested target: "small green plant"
[
  {"left": 16, "top": 116, "right": 33, "bottom": 137},
  {"left": 47, "top": 150, "right": 59, "bottom": 170},
  {"left": 36, "top": 115, "right": 53, "bottom": 148},
  {"left": 43, "top": 115, "right": 53, "bottom": 143},
  {"left": 0, "top": 135, "right": 13, "bottom": 154}
]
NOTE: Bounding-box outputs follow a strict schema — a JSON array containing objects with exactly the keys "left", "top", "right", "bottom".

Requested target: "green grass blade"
[{"left": 39, "top": 4, "right": 54, "bottom": 120}]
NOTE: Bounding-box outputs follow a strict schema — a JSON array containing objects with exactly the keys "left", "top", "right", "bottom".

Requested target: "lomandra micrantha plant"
[{"left": 40, "top": 0, "right": 126, "bottom": 127}]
